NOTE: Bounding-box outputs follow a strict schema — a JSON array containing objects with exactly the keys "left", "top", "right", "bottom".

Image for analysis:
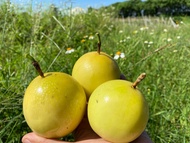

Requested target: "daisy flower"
[
  {"left": 140, "top": 27, "right": 144, "bottom": 31},
  {"left": 114, "top": 51, "right": 125, "bottom": 60},
  {"left": 149, "top": 41, "right": 153, "bottom": 44},
  {"left": 126, "top": 36, "right": 131, "bottom": 40},
  {"left": 177, "top": 36, "right": 180, "bottom": 39},
  {"left": 167, "top": 38, "right": 172, "bottom": 42},
  {"left": 163, "top": 29, "right": 168, "bottom": 32},
  {"left": 65, "top": 48, "right": 74, "bottom": 54},
  {"left": 89, "top": 35, "right": 94, "bottom": 40},
  {"left": 83, "top": 35, "right": 88, "bottom": 38}
]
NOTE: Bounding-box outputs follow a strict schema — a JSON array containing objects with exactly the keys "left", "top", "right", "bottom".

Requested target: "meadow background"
[{"left": 0, "top": 1, "right": 190, "bottom": 143}]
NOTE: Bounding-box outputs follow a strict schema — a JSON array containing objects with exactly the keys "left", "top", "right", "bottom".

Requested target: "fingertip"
[
  {"left": 22, "top": 139, "right": 31, "bottom": 143},
  {"left": 22, "top": 133, "right": 32, "bottom": 143},
  {"left": 21, "top": 132, "right": 67, "bottom": 143},
  {"left": 21, "top": 132, "right": 46, "bottom": 143}
]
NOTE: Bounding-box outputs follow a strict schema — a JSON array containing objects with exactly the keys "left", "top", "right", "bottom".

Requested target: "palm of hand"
[{"left": 22, "top": 118, "right": 152, "bottom": 143}]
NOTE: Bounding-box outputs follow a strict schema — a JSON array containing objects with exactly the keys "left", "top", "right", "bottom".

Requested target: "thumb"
[{"left": 22, "top": 132, "right": 70, "bottom": 143}]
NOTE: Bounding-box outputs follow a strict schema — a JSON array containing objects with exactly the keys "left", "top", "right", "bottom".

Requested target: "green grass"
[{"left": 0, "top": 1, "right": 190, "bottom": 143}]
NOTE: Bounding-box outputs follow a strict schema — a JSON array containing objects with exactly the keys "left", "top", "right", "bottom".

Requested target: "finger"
[
  {"left": 74, "top": 118, "right": 110, "bottom": 143},
  {"left": 74, "top": 118, "right": 99, "bottom": 140},
  {"left": 77, "top": 138, "right": 110, "bottom": 143},
  {"left": 22, "top": 132, "right": 69, "bottom": 143}
]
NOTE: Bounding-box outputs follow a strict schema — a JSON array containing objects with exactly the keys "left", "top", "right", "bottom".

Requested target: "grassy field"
[{"left": 0, "top": 1, "right": 190, "bottom": 143}]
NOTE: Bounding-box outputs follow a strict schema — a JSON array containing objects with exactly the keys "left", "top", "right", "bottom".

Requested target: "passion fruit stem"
[
  {"left": 96, "top": 33, "right": 101, "bottom": 54},
  {"left": 26, "top": 54, "right": 44, "bottom": 78},
  {"left": 132, "top": 73, "right": 146, "bottom": 88}
]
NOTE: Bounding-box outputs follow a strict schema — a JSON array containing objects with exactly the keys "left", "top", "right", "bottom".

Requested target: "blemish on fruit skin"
[{"left": 96, "top": 100, "right": 98, "bottom": 103}]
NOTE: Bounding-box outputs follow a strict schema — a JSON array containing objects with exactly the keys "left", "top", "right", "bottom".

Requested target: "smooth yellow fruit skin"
[
  {"left": 23, "top": 72, "right": 86, "bottom": 139},
  {"left": 88, "top": 80, "right": 149, "bottom": 143},
  {"left": 72, "top": 52, "right": 121, "bottom": 99}
]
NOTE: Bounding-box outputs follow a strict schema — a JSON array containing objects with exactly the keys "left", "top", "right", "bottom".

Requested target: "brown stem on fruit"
[
  {"left": 26, "top": 54, "right": 44, "bottom": 78},
  {"left": 96, "top": 33, "right": 101, "bottom": 54},
  {"left": 132, "top": 73, "right": 146, "bottom": 89}
]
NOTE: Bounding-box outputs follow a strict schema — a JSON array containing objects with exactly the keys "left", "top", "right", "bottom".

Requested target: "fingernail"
[{"left": 22, "top": 139, "right": 31, "bottom": 143}]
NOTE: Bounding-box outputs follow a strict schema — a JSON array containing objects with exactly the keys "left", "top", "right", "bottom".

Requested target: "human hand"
[{"left": 22, "top": 118, "right": 153, "bottom": 143}]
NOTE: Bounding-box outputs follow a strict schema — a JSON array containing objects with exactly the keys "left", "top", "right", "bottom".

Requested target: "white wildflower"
[
  {"left": 114, "top": 51, "right": 125, "bottom": 60},
  {"left": 65, "top": 48, "right": 74, "bottom": 54}
]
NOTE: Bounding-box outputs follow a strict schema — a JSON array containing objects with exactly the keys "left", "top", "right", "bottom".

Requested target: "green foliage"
[
  {"left": 110, "top": 0, "right": 190, "bottom": 17},
  {"left": 0, "top": 1, "right": 190, "bottom": 143}
]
